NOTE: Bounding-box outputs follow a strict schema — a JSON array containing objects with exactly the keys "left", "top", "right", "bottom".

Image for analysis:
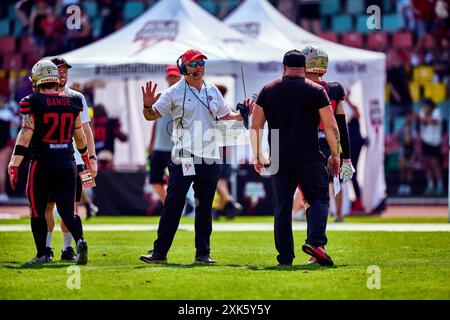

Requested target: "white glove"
[{"left": 340, "top": 160, "right": 355, "bottom": 184}]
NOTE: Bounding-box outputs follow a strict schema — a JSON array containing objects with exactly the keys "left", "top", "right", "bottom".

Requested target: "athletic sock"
[
  {"left": 63, "top": 232, "right": 73, "bottom": 249},
  {"left": 46, "top": 232, "right": 52, "bottom": 248}
]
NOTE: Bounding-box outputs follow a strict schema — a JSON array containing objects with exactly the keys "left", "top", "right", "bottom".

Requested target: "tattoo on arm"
[
  {"left": 22, "top": 114, "right": 34, "bottom": 130},
  {"left": 334, "top": 128, "right": 340, "bottom": 154}
]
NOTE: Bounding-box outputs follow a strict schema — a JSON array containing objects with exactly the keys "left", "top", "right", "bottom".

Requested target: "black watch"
[{"left": 89, "top": 155, "right": 97, "bottom": 160}]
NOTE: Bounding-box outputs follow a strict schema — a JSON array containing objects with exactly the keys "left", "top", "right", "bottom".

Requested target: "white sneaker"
[{"left": 293, "top": 208, "right": 306, "bottom": 221}]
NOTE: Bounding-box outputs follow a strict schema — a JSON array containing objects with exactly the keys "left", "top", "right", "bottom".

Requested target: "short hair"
[
  {"left": 215, "top": 84, "right": 227, "bottom": 97},
  {"left": 422, "top": 98, "right": 435, "bottom": 109}
]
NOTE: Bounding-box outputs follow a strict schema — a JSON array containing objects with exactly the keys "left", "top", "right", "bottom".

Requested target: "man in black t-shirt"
[
  {"left": 251, "top": 50, "right": 340, "bottom": 267},
  {"left": 8, "top": 60, "right": 91, "bottom": 265}
]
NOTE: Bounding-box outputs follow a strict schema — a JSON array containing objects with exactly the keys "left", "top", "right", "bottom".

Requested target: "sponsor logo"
[
  {"left": 334, "top": 61, "right": 367, "bottom": 74},
  {"left": 49, "top": 143, "right": 69, "bottom": 149},
  {"left": 133, "top": 20, "right": 178, "bottom": 55},
  {"left": 229, "top": 22, "right": 260, "bottom": 37}
]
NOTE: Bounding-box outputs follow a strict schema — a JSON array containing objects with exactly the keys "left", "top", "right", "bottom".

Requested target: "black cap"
[
  {"left": 50, "top": 57, "right": 72, "bottom": 68},
  {"left": 282, "top": 49, "right": 305, "bottom": 68}
]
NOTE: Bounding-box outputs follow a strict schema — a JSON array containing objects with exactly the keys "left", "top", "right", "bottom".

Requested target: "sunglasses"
[{"left": 187, "top": 60, "right": 205, "bottom": 68}]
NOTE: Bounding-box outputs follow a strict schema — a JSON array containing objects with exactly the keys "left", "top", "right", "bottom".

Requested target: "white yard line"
[{"left": 1, "top": 223, "right": 450, "bottom": 232}]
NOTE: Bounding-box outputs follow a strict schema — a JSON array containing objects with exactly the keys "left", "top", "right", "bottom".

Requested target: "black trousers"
[
  {"left": 153, "top": 158, "right": 221, "bottom": 257},
  {"left": 27, "top": 159, "right": 83, "bottom": 256},
  {"left": 271, "top": 159, "right": 329, "bottom": 265}
]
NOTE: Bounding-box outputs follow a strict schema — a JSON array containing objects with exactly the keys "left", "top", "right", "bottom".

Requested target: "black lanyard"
[{"left": 186, "top": 82, "right": 218, "bottom": 121}]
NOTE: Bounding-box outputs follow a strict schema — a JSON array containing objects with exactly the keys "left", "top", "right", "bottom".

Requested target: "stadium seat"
[
  {"left": 382, "top": 0, "right": 395, "bottom": 13},
  {"left": 0, "top": 19, "right": 9, "bottom": 36},
  {"left": 409, "top": 82, "right": 422, "bottom": 102},
  {"left": 341, "top": 32, "right": 364, "bottom": 48},
  {"left": 124, "top": 1, "right": 146, "bottom": 23},
  {"left": 346, "top": 0, "right": 365, "bottom": 14},
  {"left": 318, "top": 31, "right": 339, "bottom": 43},
  {"left": 198, "top": 0, "right": 217, "bottom": 16},
  {"left": 392, "top": 30, "right": 413, "bottom": 50},
  {"left": 382, "top": 14, "right": 402, "bottom": 33},
  {"left": 424, "top": 83, "right": 447, "bottom": 104},
  {"left": 19, "top": 36, "right": 38, "bottom": 54},
  {"left": 1, "top": 53, "right": 22, "bottom": 71},
  {"left": 356, "top": 15, "right": 370, "bottom": 34},
  {"left": 12, "top": 18, "right": 24, "bottom": 37},
  {"left": 331, "top": 15, "right": 353, "bottom": 34},
  {"left": 83, "top": 1, "right": 98, "bottom": 20},
  {"left": 367, "top": 31, "right": 388, "bottom": 51},
  {"left": 422, "top": 34, "right": 435, "bottom": 50},
  {"left": 91, "top": 17, "right": 103, "bottom": 39},
  {"left": 0, "top": 36, "right": 15, "bottom": 53},
  {"left": 437, "top": 101, "right": 450, "bottom": 121},
  {"left": 412, "top": 65, "right": 434, "bottom": 85},
  {"left": 320, "top": 0, "right": 340, "bottom": 16}
]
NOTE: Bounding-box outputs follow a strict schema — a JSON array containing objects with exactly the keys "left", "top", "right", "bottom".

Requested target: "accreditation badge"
[
  {"left": 79, "top": 170, "right": 96, "bottom": 189},
  {"left": 181, "top": 157, "right": 196, "bottom": 176}
]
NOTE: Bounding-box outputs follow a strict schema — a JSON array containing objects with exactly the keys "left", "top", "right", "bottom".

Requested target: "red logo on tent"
[{"left": 132, "top": 20, "right": 179, "bottom": 55}]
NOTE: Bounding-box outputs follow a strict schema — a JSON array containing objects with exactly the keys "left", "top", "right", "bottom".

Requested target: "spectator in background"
[
  {"left": 99, "top": 0, "right": 123, "bottom": 38},
  {"left": 411, "top": 0, "right": 437, "bottom": 51},
  {"left": 64, "top": 6, "right": 92, "bottom": 51},
  {"left": 396, "top": 114, "right": 418, "bottom": 195},
  {"left": 15, "top": 0, "right": 36, "bottom": 36},
  {"left": 40, "top": 6, "right": 65, "bottom": 55},
  {"left": 387, "top": 49, "right": 413, "bottom": 131},
  {"left": 344, "top": 90, "right": 366, "bottom": 213},
  {"left": 93, "top": 104, "right": 128, "bottom": 159},
  {"left": 397, "top": 0, "right": 415, "bottom": 30},
  {"left": 296, "top": 0, "right": 320, "bottom": 34},
  {"left": 29, "top": 0, "right": 49, "bottom": 55},
  {"left": 415, "top": 98, "right": 444, "bottom": 195},
  {"left": 0, "top": 94, "right": 16, "bottom": 202},
  {"left": 433, "top": 38, "right": 450, "bottom": 83},
  {"left": 212, "top": 84, "right": 243, "bottom": 220}
]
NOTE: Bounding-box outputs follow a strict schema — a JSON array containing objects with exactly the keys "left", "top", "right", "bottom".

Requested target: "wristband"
[
  {"left": 77, "top": 145, "right": 88, "bottom": 155},
  {"left": 13, "top": 145, "right": 28, "bottom": 156}
]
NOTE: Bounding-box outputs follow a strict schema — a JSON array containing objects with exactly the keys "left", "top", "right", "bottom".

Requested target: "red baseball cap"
[
  {"left": 180, "top": 49, "right": 208, "bottom": 63},
  {"left": 165, "top": 65, "right": 180, "bottom": 77}
]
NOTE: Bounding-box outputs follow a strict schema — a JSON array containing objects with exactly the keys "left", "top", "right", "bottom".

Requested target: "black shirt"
[
  {"left": 19, "top": 93, "right": 83, "bottom": 160},
  {"left": 256, "top": 76, "right": 331, "bottom": 161}
]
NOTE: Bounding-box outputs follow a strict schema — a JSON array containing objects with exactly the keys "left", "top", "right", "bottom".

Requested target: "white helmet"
[
  {"left": 301, "top": 45, "right": 328, "bottom": 74},
  {"left": 29, "top": 59, "right": 59, "bottom": 91}
]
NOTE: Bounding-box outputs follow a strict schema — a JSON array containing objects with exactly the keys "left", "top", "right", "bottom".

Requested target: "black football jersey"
[
  {"left": 19, "top": 93, "right": 83, "bottom": 160},
  {"left": 318, "top": 81, "right": 345, "bottom": 130}
]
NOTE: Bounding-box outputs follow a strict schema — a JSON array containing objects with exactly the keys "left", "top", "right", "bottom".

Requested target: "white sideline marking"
[{"left": 1, "top": 223, "right": 450, "bottom": 232}]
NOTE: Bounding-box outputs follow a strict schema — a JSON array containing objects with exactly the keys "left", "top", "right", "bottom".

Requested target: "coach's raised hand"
[{"left": 142, "top": 81, "right": 162, "bottom": 121}]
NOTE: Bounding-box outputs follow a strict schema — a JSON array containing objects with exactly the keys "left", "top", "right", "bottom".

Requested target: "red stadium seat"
[
  {"left": 341, "top": 32, "right": 364, "bottom": 48},
  {"left": 20, "top": 36, "right": 39, "bottom": 54},
  {"left": 1, "top": 53, "right": 23, "bottom": 71},
  {"left": 422, "top": 34, "right": 435, "bottom": 50},
  {"left": 367, "top": 31, "right": 388, "bottom": 51},
  {"left": 392, "top": 30, "right": 413, "bottom": 50},
  {"left": 318, "top": 31, "right": 339, "bottom": 43},
  {"left": 0, "top": 36, "right": 16, "bottom": 53},
  {"left": 24, "top": 52, "right": 42, "bottom": 68}
]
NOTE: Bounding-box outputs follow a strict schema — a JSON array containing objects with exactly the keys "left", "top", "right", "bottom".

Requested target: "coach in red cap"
[{"left": 139, "top": 49, "right": 254, "bottom": 265}]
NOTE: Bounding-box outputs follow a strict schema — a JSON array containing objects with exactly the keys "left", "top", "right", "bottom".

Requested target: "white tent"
[
  {"left": 61, "top": 0, "right": 285, "bottom": 169},
  {"left": 225, "top": 0, "right": 387, "bottom": 213}
]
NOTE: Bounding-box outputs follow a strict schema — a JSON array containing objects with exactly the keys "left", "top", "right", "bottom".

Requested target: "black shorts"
[
  {"left": 48, "top": 164, "right": 83, "bottom": 203},
  {"left": 422, "top": 141, "right": 441, "bottom": 158},
  {"left": 149, "top": 151, "right": 172, "bottom": 184},
  {"left": 27, "top": 159, "right": 77, "bottom": 217},
  {"left": 220, "top": 164, "right": 231, "bottom": 180}
]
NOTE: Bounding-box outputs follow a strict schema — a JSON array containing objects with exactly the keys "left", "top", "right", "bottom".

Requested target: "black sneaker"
[
  {"left": 45, "top": 247, "right": 54, "bottom": 262},
  {"left": 140, "top": 250, "right": 168, "bottom": 264},
  {"left": 61, "top": 246, "right": 76, "bottom": 261},
  {"left": 224, "top": 201, "right": 243, "bottom": 219},
  {"left": 76, "top": 239, "right": 88, "bottom": 265},
  {"left": 193, "top": 255, "right": 216, "bottom": 264}
]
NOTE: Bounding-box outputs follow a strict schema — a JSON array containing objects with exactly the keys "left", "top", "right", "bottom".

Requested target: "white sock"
[
  {"left": 63, "top": 232, "right": 73, "bottom": 249},
  {"left": 46, "top": 232, "right": 52, "bottom": 248}
]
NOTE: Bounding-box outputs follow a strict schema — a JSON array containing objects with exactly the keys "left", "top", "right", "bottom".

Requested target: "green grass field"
[{"left": 1, "top": 217, "right": 450, "bottom": 299}]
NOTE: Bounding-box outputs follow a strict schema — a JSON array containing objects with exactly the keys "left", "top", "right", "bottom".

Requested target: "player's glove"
[
  {"left": 340, "top": 159, "right": 355, "bottom": 184},
  {"left": 8, "top": 165, "right": 18, "bottom": 191},
  {"left": 236, "top": 103, "right": 249, "bottom": 129}
]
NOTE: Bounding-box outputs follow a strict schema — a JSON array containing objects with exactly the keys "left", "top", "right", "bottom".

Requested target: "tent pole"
[{"left": 124, "top": 77, "right": 132, "bottom": 165}]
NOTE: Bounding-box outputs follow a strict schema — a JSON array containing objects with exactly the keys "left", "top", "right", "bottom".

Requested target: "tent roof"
[
  {"left": 62, "top": 0, "right": 284, "bottom": 70},
  {"left": 225, "top": 0, "right": 385, "bottom": 62}
]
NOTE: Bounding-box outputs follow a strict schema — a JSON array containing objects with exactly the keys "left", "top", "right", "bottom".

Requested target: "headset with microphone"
[{"left": 176, "top": 55, "right": 198, "bottom": 77}]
